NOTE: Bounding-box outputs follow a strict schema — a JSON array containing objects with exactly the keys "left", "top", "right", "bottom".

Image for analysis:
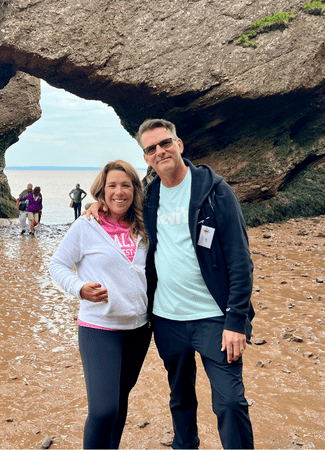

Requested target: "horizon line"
[{"left": 5, "top": 166, "right": 147, "bottom": 171}]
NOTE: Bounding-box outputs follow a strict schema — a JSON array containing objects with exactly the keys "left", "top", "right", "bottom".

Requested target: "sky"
[{"left": 5, "top": 80, "right": 146, "bottom": 170}]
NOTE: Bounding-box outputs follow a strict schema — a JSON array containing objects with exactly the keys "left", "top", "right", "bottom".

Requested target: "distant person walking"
[
  {"left": 69, "top": 183, "right": 87, "bottom": 220},
  {"left": 19, "top": 186, "right": 43, "bottom": 236},
  {"left": 16, "top": 183, "right": 33, "bottom": 234}
]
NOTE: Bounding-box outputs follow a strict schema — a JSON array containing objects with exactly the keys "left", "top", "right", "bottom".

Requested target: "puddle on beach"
[{"left": 0, "top": 218, "right": 324, "bottom": 449}]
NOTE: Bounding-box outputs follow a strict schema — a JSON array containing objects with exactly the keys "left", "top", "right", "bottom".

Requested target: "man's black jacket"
[{"left": 143, "top": 158, "right": 255, "bottom": 339}]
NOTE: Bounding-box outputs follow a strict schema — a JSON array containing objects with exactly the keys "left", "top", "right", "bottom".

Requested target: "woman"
[
  {"left": 19, "top": 186, "right": 42, "bottom": 236},
  {"left": 49, "top": 160, "right": 151, "bottom": 449}
]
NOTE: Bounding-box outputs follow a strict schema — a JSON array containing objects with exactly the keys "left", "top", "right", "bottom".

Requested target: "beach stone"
[
  {"left": 160, "top": 433, "right": 173, "bottom": 447},
  {"left": 253, "top": 338, "right": 267, "bottom": 345},
  {"left": 41, "top": 435, "right": 53, "bottom": 449},
  {"left": 286, "top": 302, "right": 295, "bottom": 309},
  {"left": 282, "top": 332, "right": 293, "bottom": 340},
  {"left": 139, "top": 418, "right": 150, "bottom": 428}
]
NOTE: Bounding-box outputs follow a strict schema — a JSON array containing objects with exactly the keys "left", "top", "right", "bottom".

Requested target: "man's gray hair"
[{"left": 136, "top": 119, "right": 178, "bottom": 147}]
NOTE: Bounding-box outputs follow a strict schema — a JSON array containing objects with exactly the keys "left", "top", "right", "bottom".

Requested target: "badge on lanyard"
[{"left": 198, "top": 225, "right": 215, "bottom": 248}]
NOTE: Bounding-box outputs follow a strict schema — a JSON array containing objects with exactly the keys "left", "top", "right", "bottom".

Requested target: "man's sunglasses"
[{"left": 143, "top": 138, "right": 177, "bottom": 156}]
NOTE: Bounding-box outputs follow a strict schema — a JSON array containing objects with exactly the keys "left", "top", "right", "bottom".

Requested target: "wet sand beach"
[{"left": 0, "top": 217, "right": 324, "bottom": 449}]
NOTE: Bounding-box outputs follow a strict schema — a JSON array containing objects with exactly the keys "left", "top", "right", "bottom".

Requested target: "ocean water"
[{"left": 4, "top": 169, "right": 147, "bottom": 225}]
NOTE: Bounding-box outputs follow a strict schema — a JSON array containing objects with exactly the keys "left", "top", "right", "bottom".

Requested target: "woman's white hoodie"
[{"left": 49, "top": 216, "right": 148, "bottom": 330}]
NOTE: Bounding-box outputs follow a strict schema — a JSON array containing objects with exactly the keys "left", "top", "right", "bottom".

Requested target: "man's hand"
[
  {"left": 82, "top": 201, "right": 105, "bottom": 223},
  {"left": 221, "top": 329, "right": 246, "bottom": 364},
  {"left": 80, "top": 282, "right": 108, "bottom": 302}
]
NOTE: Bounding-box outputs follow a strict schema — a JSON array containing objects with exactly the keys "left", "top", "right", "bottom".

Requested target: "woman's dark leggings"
[{"left": 78, "top": 323, "right": 152, "bottom": 449}]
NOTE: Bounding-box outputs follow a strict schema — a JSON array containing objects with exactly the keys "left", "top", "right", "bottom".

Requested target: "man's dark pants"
[
  {"left": 73, "top": 201, "right": 81, "bottom": 220},
  {"left": 153, "top": 315, "right": 254, "bottom": 450}
]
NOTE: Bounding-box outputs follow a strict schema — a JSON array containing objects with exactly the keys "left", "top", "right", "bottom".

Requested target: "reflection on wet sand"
[{"left": 0, "top": 217, "right": 324, "bottom": 449}]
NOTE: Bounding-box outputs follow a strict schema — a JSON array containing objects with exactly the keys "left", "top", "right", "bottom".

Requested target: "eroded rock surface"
[
  {"left": 0, "top": 70, "right": 41, "bottom": 217},
  {"left": 0, "top": 0, "right": 325, "bottom": 223}
]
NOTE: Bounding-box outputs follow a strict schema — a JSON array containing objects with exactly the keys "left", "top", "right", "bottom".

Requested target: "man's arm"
[
  {"left": 81, "top": 191, "right": 87, "bottom": 201},
  {"left": 211, "top": 182, "right": 254, "bottom": 363},
  {"left": 82, "top": 201, "right": 106, "bottom": 223}
]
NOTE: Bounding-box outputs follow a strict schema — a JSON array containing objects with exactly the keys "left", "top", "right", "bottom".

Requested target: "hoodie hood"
[
  {"left": 146, "top": 157, "right": 223, "bottom": 206},
  {"left": 183, "top": 158, "right": 223, "bottom": 209}
]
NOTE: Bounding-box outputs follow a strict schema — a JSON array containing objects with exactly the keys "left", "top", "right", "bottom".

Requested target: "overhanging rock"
[{"left": 0, "top": 0, "right": 325, "bottom": 224}]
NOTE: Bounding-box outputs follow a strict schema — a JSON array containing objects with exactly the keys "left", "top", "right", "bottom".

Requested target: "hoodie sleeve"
[
  {"left": 49, "top": 219, "right": 88, "bottom": 299},
  {"left": 213, "top": 181, "right": 254, "bottom": 334}
]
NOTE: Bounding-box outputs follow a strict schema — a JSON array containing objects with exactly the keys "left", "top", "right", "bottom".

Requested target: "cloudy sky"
[{"left": 5, "top": 80, "right": 146, "bottom": 170}]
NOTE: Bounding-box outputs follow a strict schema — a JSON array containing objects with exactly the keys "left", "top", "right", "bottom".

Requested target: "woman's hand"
[
  {"left": 82, "top": 202, "right": 105, "bottom": 223},
  {"left": 80, "top": 282, "right": 108, "bottom": 302}
]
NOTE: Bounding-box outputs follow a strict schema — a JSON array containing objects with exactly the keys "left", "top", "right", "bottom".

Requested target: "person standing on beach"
[
  {"left": 50, "top": 160, "right": 151, "bottom": 450},
  {"left": 138, "top": 119, "right": 255, "bottom": 449},
  {"left": 16, "top": 183, "right": 32, "bottom": 235},
  {"left": 86, "top": 120, "right": 255, "bottom": 449},
  {"left": 69, "top": 183, "right": 87, "bottom": 220},
  {"left": 19, "top": 186, "right": 42, "bottom": 237}
]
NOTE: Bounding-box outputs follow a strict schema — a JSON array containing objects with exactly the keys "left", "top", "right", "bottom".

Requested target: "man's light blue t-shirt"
[{"left": 153, "top": 169, "right": 223, "bottom": 320}]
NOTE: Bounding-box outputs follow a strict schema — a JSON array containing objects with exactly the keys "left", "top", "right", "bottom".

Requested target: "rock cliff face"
[
  {"left": 0, "top": 70, "right": 41, "bottom": 217},
  {"left": 0, "top": 0, "right": 325, "bottom": 224}
]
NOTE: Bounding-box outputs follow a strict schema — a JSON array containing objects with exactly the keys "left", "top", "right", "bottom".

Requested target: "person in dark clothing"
[
  {"left": 137, "top": 119, "right": 254, "bottom": 450},
  {"left": 69, "top": 183, "right": 87, "bottom": 220}
]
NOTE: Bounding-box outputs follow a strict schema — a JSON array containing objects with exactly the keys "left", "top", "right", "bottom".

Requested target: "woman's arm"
[{"left": 49, "top": 219, "right": 108, "bottom": 302}]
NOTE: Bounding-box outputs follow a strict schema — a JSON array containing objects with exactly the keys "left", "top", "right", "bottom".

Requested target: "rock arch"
[{"left": 1, "top": 0, "right": 325, "bottom": 224}]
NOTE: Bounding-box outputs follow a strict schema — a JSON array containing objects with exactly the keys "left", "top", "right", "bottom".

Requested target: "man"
[
  {"left": 69, "top": 183, "right": 87, "bottom": 220},
  {"left": 16, "top": 183, "right": 32, "bottom": 234},
  {"left": 137, "top": 119, "right": 255, "bottom": 449}
]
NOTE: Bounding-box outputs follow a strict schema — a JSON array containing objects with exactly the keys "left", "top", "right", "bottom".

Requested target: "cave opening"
[{"left": 3, "top": 79, "right": 147, "bottom": 223}]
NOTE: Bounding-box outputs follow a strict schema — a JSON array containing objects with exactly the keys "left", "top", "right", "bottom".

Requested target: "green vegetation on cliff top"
[
  {"left": 303, "top": 1, "right": 325, "bottom": 14},
  {"left": 237, "top": 11, "right": 295, "bottom": 48}
]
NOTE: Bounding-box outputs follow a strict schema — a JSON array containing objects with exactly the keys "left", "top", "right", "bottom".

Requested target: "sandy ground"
[{"left": 0, "top": 216, "right": 324, "bottom": 449}]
